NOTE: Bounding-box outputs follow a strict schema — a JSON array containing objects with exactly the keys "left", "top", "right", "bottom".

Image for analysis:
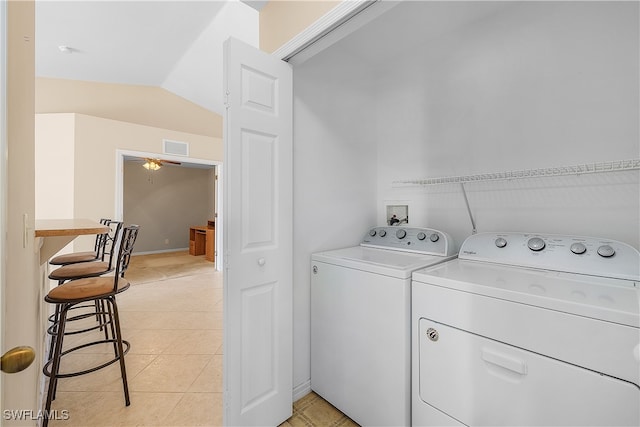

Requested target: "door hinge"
[{"left": 224, "top": 91, "right": 230, "bottom": 108}]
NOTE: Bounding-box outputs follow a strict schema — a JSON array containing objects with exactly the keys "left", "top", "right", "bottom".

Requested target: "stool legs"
[{"left": 43, "top": 297, "right": 130, "bottom": 427}]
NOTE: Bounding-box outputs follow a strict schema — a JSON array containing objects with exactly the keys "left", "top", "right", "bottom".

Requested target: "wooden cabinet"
[
  {"left": 189, "top": 227, "right": 207, "bottom": 256},
  {"left": 206, "top": 228, "right": 215, "bottom": 262},
  {"left": 189, "top": 222, "right": 215, "bottom": 262}
]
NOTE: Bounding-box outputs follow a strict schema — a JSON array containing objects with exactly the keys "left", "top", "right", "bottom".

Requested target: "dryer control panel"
[
  {"left": 361, "top": 227, "right": 456, "bottom": 256},
  {"left": 459, "top": 232, "right": 640, "bottom": 281}
]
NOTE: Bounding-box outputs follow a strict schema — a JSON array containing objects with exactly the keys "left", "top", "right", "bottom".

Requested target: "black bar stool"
[
  {"left": 42, "top": 225, "right": 140, "bottom": 427},
  {"left": 46, "top": 220, "right": 123, "bottom": 360}
]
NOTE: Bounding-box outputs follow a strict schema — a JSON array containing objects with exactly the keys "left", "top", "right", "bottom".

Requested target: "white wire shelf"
[{"left": 392, "top": 159, "right": 640, "bottom": 187}]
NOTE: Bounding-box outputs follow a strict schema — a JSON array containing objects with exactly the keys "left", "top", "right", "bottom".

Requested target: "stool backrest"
[
  {"left": 98, "top": 220, "right": 123, "bottom": 270},
  {"left": 94, "top": 218, "right": 111, "bottom": 252},
  {"left": 114, "top": 225, "right": 140, "bottom": 285}
]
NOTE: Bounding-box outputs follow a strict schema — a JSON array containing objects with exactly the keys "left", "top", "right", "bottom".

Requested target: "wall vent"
[{"left": 163, "top": 139, "right": 189, "bottom": 157}]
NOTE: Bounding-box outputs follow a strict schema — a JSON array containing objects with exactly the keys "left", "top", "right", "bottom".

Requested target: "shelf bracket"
[{"left": 460, "top": 183, "right": 477, "bottom": 235}]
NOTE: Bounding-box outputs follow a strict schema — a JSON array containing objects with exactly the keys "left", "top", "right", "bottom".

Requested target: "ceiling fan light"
[{"left": 143, "top": 161, "right": 161, "bottom": 171}]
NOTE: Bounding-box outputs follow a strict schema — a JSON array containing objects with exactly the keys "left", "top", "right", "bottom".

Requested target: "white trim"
[
  {"left": 272, "top": 0, "right": 373, "bottom": 60},
  {"left": 293, "top": 380, "right": 312, "bottom": 402},
  {"left": 0, "top": 0, "right": 7, "bottom": 411},
  {"left": 272, "top": 0, "right": 398, "bottom": 65},
  {"left": 132, "top": 247, "right": 190, "bottom": 256}
]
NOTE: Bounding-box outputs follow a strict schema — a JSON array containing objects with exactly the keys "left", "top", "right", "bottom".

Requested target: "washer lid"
[
  {"left": 312, "top": 246, "right": 455, "bottom": 279},
  {"left": 413, "top": 259, "right": 639, "bottom": 327}
]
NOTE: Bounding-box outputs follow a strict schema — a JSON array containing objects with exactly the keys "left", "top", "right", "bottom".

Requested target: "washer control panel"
[
  {"left": 459, "top": 232, "right": 640, "bottom": 281},
  {"left": 362, "top": 227, "right": 456, "bottom": 256}
]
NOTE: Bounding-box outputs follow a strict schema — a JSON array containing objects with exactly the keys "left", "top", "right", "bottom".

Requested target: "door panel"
[
  {"left": 223, "top": 37, "right": 293, "bottom": 426},
  {"left": 241, "top": 129, "right": 276, "bottom": 250}
]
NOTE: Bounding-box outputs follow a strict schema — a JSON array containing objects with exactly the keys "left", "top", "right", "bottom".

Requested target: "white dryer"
[
  {"left": 411, "top": 232, "right": 640, "bottom": 426},
  {"left": 311, "top": 226, "right": 456, "bottom": 427}
]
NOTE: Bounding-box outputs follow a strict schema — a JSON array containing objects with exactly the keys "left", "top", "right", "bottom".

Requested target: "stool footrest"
[{"left": 43, "top": 339, "right": 130, "bottom": 378}]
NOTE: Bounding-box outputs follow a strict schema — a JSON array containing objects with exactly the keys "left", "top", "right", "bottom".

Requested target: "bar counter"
[{"left": 35, "top": 219, "right": 109, "bottom": 264}]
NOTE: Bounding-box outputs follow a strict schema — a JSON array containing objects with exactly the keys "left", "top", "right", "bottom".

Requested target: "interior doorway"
[{"left": 115, "top": 149, "right": 222, "bottom": 269}]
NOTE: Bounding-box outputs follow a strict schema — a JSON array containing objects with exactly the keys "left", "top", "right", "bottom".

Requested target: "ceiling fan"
[{"left": 141, "top": 158, "right": 181, "bottom": 170}]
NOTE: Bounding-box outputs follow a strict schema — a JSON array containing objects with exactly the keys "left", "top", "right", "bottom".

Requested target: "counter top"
[
  {"left": 35, "top": 219, "right": 110, "bottom": 264},
  {"left": 35, "top": 219, "right": 109, "bottom": 237}
]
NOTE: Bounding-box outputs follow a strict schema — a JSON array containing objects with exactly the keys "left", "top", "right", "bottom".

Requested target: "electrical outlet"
[{"left": 165, "top": 239, "right": 169, "bottom": 245}]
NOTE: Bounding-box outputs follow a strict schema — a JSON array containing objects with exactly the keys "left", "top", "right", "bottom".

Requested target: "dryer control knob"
[
  {"left": 379, "top": 230, "right": 387, "bottom": 237},
  {"left": 597, "top": 245, "right": 615, "bottom": 258},
  {"left": 369, "top": 229, "right": 376, "bottom": 237},
  {"left": 527, "top": 237, "right": 546, "bottom": 251},
  {"left": 417, "top": 232, "right": 426, "bottom": 241},
  {"left": 396, "top": 229, "right": 407, "bottom": 239},
  {"left": 429, "top": 233, "right": 440, "bottom": 242},
  {"left": 570, "top": 243, "right": 587, "bottom": 255},
  {"left": 495, "top": 238, "right": 507, "bottom": 248}
]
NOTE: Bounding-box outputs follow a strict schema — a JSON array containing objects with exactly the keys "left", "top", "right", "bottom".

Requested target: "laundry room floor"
[{"left": 46, "top": 251, "right": 356, "bottom": 426}]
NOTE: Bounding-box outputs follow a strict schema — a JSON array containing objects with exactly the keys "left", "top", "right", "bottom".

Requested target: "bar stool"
[
  {"left": 49, "top": 218, "right": 111, "bottom": 266},
  {"left": 46, "top": 220, "right": 123, "bottom": 359},
  {"left": 42, "top": 225, "right": 140, "bottom": 427}
]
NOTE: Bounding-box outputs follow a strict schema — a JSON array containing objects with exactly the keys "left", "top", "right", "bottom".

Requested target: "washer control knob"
[
  {"left": 570, "top": 243, "right": 587, "bottom": 255},
  {"left": 417, "top": 232, "right": 426, "bottom": 241},
  {"left": 369, "top": 229, "right": 376, "bottom": 237},
  {"left": 495, "top": 238, "right": 507, "bottom": 248},
  {"left": 379, "top": 230, "right": 387, "bottom": 237},
  {"left": 527, "top": 237, "right": 546, "bottom": 252},
  {"left": 429, "top": 233, "right": 439, "bottom": 242},
  {"left": 597, "top": 245, "right": 615, "bottom": 258},
  {"left": 396, "top": 229, "right": 407, "bottom": 239}
]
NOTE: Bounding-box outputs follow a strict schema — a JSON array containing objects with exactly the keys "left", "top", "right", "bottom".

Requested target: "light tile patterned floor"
[
  {"left": 280, "top": 392, "right": 358, "bottom": 427},
  {"left": 47, "top": 251, "right": 355, "bottom": 426}
]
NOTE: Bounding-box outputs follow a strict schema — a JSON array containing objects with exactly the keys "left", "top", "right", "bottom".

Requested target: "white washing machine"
[
  {"left": 311, "top": 226, "right": 456, "bottom": 427},
  {"left": 411, "top": 232, "right": 640, "bottom": 426}
]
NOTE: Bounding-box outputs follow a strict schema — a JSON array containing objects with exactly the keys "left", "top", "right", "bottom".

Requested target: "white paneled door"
[{"left": 223, "top": 37, "right": 293, "bottom": 426}]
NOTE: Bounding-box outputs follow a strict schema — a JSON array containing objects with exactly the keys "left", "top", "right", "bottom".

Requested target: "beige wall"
[
  {"left": 35, "top": 113, "right": 222, "bottom": 251},
  {"left": 35, "top": 113, "right": 75, "bottom": 220},
  {"left": 5, "top": 0, "right": 40, "bottom": 421},
  {"left": 260, "top": 0, "right": 340, "bottom": 53},
  {"left": 36, "top": 78, "right": 223, "bottom": 138}
]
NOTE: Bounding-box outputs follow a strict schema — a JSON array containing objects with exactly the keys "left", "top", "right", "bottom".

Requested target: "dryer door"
[{"left": 417, "top": 318, "right": 640, "bottom": 426}]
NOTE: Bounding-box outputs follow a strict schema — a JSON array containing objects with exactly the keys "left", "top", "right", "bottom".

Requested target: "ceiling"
[{"left": 35, "top": 0, "right": 260, "bottom": 115}]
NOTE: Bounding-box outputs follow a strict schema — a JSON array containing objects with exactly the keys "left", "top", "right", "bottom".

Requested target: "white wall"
[
  {"left": 375, "top": 1, "right": 640, "bottom": 250},
  {"left": 292, "top": 46, "right": 378, "bottom": 391},
  {"left": 292, "top": 0, "right": 639, "bottom": 396}
]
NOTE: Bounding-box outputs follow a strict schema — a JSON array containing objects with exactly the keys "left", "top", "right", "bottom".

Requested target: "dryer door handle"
[{"left": 481, "top": 347, "right": 528, "bottom": 375}]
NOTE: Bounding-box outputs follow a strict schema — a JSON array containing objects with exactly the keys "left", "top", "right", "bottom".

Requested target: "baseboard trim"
[
  {"left": 133, "top": 247, "right": 189, "bottom": 256},
  {"left": 293, "top": 380, "right": 312, "bottom": 402}
]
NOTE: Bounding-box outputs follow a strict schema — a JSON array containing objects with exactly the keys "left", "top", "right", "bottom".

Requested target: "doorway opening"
[{"left": 115, "top": 149, "right": 222, "bottom": 269}]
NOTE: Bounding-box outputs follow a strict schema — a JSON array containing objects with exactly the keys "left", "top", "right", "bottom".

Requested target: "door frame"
[
  {"left": 115, "top": 149, "right": 223, "bottom": 269},
  {"left": 272, "top": 0, "right": 398, "bottom": 65},
  {"left": 0, "top": 0, "right": 7, "bottom": 410}
]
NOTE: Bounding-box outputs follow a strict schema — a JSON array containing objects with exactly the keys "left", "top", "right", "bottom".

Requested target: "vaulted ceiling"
[{"left": 35, "top": 1, "right": 261, "bottom": 115}]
